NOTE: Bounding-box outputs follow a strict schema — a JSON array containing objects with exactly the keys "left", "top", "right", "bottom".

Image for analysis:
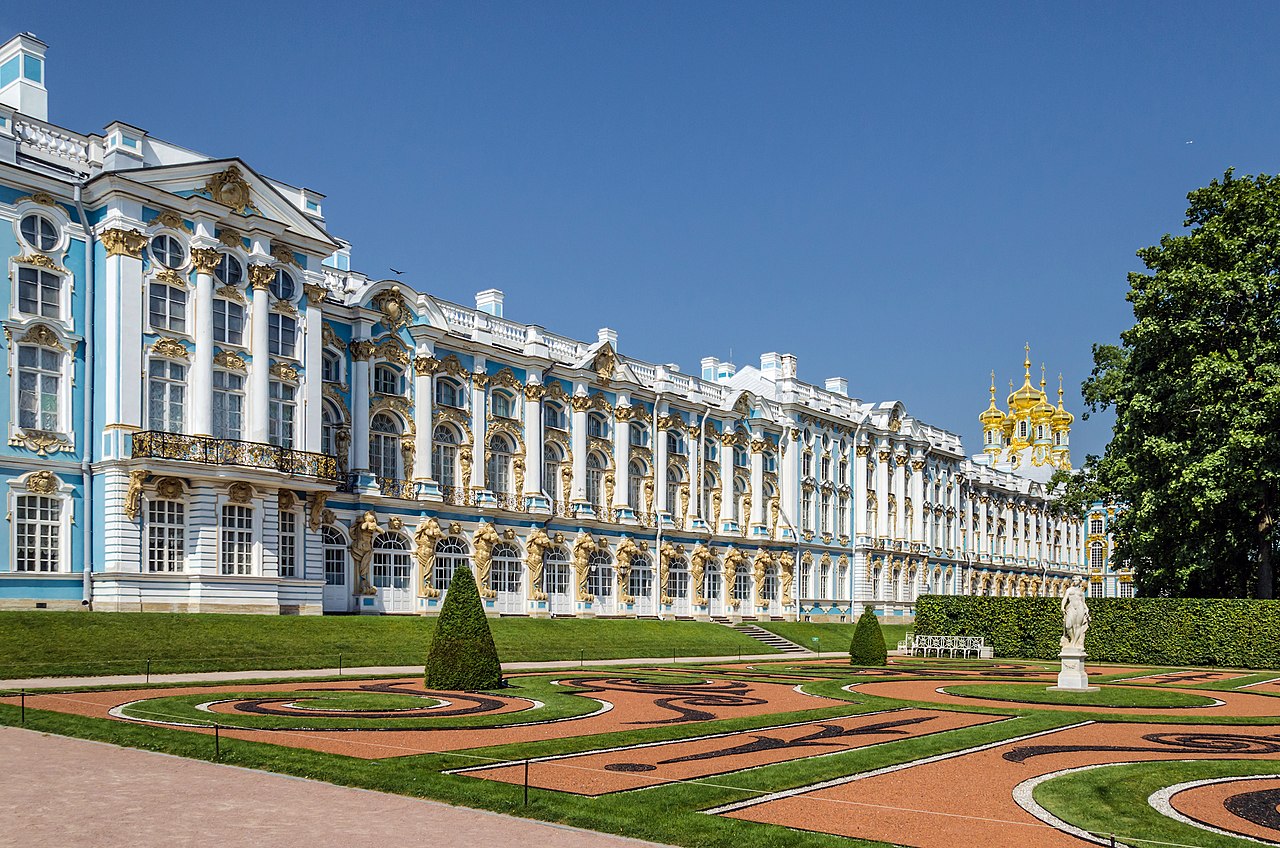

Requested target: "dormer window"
[
  {"left": 374, "top": 364, "right": 402, "bottom": 396},
  {"left": 270, "top": 269, "right": 296, "bottom": 301},
  {"left": 149, "top": 234, "right": 185, "bottom": 269},
  {"left": 19, "top": 214, "right": 57, "bottom": 252}
]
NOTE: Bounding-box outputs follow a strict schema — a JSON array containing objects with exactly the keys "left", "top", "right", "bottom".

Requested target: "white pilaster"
[
  {"left": 189, "top": 248, "right": 218, "bottom": 437},
  {"left": 248, "top": 265, "right": 272, "bottom": 443},
  {"left": 749, "top": 433, "right": 765, "bottom": 530},
  {"left": 301, "top": 288, "right": 324, "bottom": 452},
  {"left": 350, "top": 327, "right": 371, "bottom": 471},
  {"left": 470, "top": 370, "right": 487, "bottom": 490},
  {"left": 570, "top": 389, "right": 588, "bottom": 504},
  {"left": 413, "top": 352, "right": 434, "bottom": 483},
  {"left": 523, "top": 380, "right": 543, "bottom": 500},
  {"left": 613, "top": 395, "right": 631, "bottom": 514}
]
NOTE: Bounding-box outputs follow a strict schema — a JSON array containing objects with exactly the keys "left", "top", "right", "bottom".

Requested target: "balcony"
[{"left": 132, "top": 432, "right": 342, "bottom": 482}]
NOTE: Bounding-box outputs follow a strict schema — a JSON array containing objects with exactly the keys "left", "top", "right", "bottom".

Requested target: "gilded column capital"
[
  {"left": 614, "top": 404, "right": 635, "bottom": 422},
  {"left": 100, "top": 228, "right": 147, "bottom": 259},
  {"left": 911, "top": 459, "right": 926, "bottom": 472},
  {"left": 472, "top": 372, "right": 490, "bottom": 389},
  {"left": 414, "top": 356, "right": 438, "bottom": 376},
  {"left": 303, "top": 282, "right": 328, "bottom": 305},
  {"left": 856, "top": 445, "right": 870, "bottom": 457},
  {"left": 351, "top": 340, "right": 375, "bottom": 361},
  {"left": 248, "top": 263, "right": 276, "bottom": 291},
  {"left": 190, "top": 247, "right": 222, "bottom": 275},
  {"left": 750, "top": 438, "right": 767, "bottom": 454},
  {"left": 570, "top": 395, "right": 593, "bottom": 412},
  {"left": 523, "top": 383, "right": 546, "bottom": 400}
]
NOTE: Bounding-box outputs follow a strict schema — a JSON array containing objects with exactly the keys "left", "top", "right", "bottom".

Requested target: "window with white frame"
[
  {"left": 587, "top": 551, "right": 614, "bottom": 598},
  {"left": 764, "top": 450, "right": 777, "bottom": 473},
  {"left": 213, "top": 298, "right": 244, "bottom": 345},
  {"left": 803, "top": 451, "right": 813, "bottom": 478},
  {"left": 373, "top": 364, "right": 401, "bottom": 396},
  {"left": 278, "top": 510, "right": 298, "bottom": 578},
  {"left": 544, "top": 546, "right": 570, "bottom": 595},
  {"left": 19, "top": 213, "right": 58, "bottom": 251},
  {"left": 820, "top": 492, "right": 831, "bottom": 533},
  {"left": 732, "top": 475, "right": 746, "bottom": 522},
  {"left": 1089, "top": 516, "right": 1104, "bottom": 535},
  {"left": 433, "top": 425, "right": 459, "bottom": 488},
  {"left": 433, "top": 536, "right": 469, "bottom": 590},
  {"left": 544, "top": 401, "right": 566, "bottom": 430},
  {"left": 665, "top": 465, "right": 682, "bottom": 513},
  {"left": 268, "top": 313, "right": 297, "bottom": 358},
  {"left": 486, "top": 433, "right": 514, "bottom": 494},
  {"left": 220, "top": 503, "right": 253, "bottom": 575},
  {"left": 146, "top": 499, "right": 185, "bottom": 572},
  {"left": 322, "top": 527, "right": 346, "bottom": 585},
  {"left": 588, "top": 412, "right": 608, "bottom": 439},
  {"left": 629, "top": 555, "right": 653, "bottom": 599},
  {"left": 801, "top": 489, "right": 814, "bottom": 532},
  {"left": 322, "top": 402, "right": 342, "bottom": 458},
  {"left": 630, "top": 425, "right": 648, "bottom": 447},
  {"left": 586, "top": 451, "right": 606, "bottom": 509},
  {"left": 148, "top": 359, "right": 186, "bottom": 433},
  {"left": 543, "top": 442, "right": 563, "bottom": 502},
  {"left": 214, "top": 253, "right": 243, "bottom": 287},
  {"left": 322, "top": 351, "right": 341, "bottom": 383},
  {"left": 837, "top": 495, "right": 849, "bottom": 533},
  {"left": 666, "top": 430, "right": 685, "bottom": 455},
  {"left": 148, "top": 282, "right": 187, "bottom": 333},
  {"left": 212, "top": 370, "right": 244, "bottom": 441},
  {"left": 435, "top": 378, "right": 462, "bottom": 409},
  {"left": 1090, "top": 541, "right": 1106, "bottom": 569},
  {"left": 1119, "top": 580, "right": 1134, "bottom": 598},
  {"left": 668, "top": 558, "right": 689, "bottom": 598},
  {"left": 16, "top": 266, "right": 61, "bottom": 319},
  {"left": 490, "top": 543, "right": 521, "bottom": 594},
  {"left": 15, "top": 494, "right": 60, "bottom": 571},
  {"left": 491, "top": 391, "right": 514, "bottom": 419},
  {"left": 270, "top": 268, "right": 296, "bottom": 301},
  {"left": 17, "top": 344, "right": 61, "bottom": 432},
  {"left": 149, "top": 234, "right": 186, "bottom": 269},
  {"left": 821, "top": 455, "right": 831, "bottom": 480},
  {"left": 269, "top": 381, "right": 296, "bottom": 448},
  {"left": 734, "top": 566, "right": 752, "bottom": 602},
  {"left": 628, "top": 459, "right": 645, "bottom": 509},
  {"left": 369, "top": 413, "right": 401, "bottom": 478},
  {"left": 372, "top": 533, "right": 411, "bottom": 590}
]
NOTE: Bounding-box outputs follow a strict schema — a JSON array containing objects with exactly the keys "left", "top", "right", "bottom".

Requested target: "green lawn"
[
  {"left": 0, "top": 612, "right": 775, "bottom": 678},
  {"left": 943, "top": 682, "right": 1220, "bottom": 709},
  {"left": 757, "top": 620, "right": 909, "bottom": 653}
]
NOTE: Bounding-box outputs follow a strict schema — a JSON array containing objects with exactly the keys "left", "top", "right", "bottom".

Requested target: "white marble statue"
[{"left": 1060, "top": 575, "right": 1090, "bottom": 654}]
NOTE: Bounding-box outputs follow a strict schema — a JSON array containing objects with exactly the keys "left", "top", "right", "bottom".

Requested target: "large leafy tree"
[{"left": 1081, "top": 171, "right": 1280, "bottom": 598}]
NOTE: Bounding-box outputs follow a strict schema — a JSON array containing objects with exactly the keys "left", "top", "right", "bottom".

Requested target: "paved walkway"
[
  {"left": 0, "top": 726, "right": 674, "bottom": 848},
  {"left": 0, "top": 651, "right": 845, "bottom": 691}
]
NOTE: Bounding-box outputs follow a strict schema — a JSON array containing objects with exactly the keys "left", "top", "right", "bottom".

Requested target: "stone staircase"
[{"left": 730, "top": 623, "right": 809, "bottom": 654}]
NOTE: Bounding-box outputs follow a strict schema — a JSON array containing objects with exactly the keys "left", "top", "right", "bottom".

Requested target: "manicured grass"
[
  {"left": 1035, "top": 759, "right": 1280, "bottom": 848},
  {"left": 757, "top": 620, "right": 909, "bottom": 653},
  {"left": 0, "top": 612, "right": 775, "bottom": 678},
  {"left": 942, "top": 682, "right": 1220, "bottom": 709},
  {"left": 290, "top": 692, "right": 440, "bottom": 712}
]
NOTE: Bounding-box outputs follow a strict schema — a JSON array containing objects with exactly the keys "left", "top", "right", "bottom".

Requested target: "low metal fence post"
[
  {"left": 523, "top": 759, "right": 530, "bottom": 805},
  {"left": 20, "top": 689, "right": 25, "bottom": 725},
  {"left": 214, "top": 722, "right": 220, "bottom": 759}
]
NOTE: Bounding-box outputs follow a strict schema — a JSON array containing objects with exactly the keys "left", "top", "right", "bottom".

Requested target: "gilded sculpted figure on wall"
[
  {"left": 414, "top": 516, "right": 443, "bottom": 597},
  {"left": 573, "top": 532, "right": 596, "bottom": 602},
  {"left": 778, "top": 551, "right": 795, "bottom": 604},
  {"left": 525, "top": 526, "right": 551, "bottom": 600},
  {"left": 614, "top": 536, "right": 641, "bottom": 603},
  {"left": 350, "top": 511, "right": 381, "bottom": 596},
  {"left": 473, "top": 521, "right": 501, "bottom": 599},
  {"left": 691, "top": 543, "right": 713, "bottom": 605}
]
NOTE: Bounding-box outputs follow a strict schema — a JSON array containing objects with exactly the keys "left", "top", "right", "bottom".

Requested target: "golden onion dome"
[
  {"left": 1007, "top": 346, "right": 1044, "bottom": 413},
  {"left": 1052, "top": 377, "right": 1075, "bottom": 430},
  {"left": 1031, "top": 368, "right": 1055, "bottom": 423},
  {"left": 979, "top": 372, "right": 1006, "bottom": 427}
]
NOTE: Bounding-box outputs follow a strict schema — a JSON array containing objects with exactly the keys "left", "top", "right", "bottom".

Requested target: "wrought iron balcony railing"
[
  {"left": 376, "top": 476, "right": 417, "bottom": 499},
  {"left": 132, "top": 431, "right": 342, "bottom": 482}
]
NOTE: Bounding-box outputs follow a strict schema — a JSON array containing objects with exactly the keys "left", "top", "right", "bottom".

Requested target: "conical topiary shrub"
[
  {"left": 849, "top": 606, "right": 888, "bottom": 667},
  {"left": 425, "top": 565, "right": 503, "bottom": 690}
]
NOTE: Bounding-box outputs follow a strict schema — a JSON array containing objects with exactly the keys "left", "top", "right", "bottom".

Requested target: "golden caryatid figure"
[{"left": 980, "top": 344, "right": 1072, "bottom": 473}]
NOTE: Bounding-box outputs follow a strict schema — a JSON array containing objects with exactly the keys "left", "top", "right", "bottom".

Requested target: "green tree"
[
  {"left": 1083, "top": 170, "right": 1280, "bottom": 598},
  {"left": 425, "top": 566, "right": 503, "bottom": 690},
  {"left": 849, "top": 606, "right": 888, "bottom": 666}
]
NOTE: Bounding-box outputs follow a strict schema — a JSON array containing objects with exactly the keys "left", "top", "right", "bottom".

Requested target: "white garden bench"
[{"left": 897, "top": 633, "right": 993, "bottom": 659}]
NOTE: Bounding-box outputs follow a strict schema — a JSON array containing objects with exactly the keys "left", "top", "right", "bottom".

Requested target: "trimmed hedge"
[
  {"left": 849, "top": 607, "right": 888, "bottom": 666},
  {"left": 915, "top": 596, "right": 1280, "bottom": 669},
  {"left": 425, "top": 566, "right": 503, "bottom": 690}
]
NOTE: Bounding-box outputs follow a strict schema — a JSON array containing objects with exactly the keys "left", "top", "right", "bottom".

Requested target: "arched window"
[
  {"left": 587, "top": 412, "right": 608, "bottom": 438},
  {"left": 433, "top": 425, "right": 459, "bottom": 488},
  {"left": 704, "top": 558, "right": 722, "bottom": 602},
  {"left": 734, "top": 445, "right": 749, "bottom": 468},
  {"left": 665, "top": 465, "right": 683, "bottom": 513},
  {"left": 373, "top": 364, "right": 402, "bottom": 396},
  {"left": 270, "top": 268, "right": 296, "bottom": 301},
  {"left": 587, "top": 550, "right": 614, "bottom": 598},
  {"left": 668, "top": 557, "right": 689, "bottom": 599},
  {"left": 544, "top": 545, "right": 570, "bottom": 595},
  {"left": 491, "top": 542, "right": 521, "bottom": 594},
  {"left": 433, "top": 536, "right": 470, "bottom": 590},
  {"left": 544, "top": 402, "right": 567, "bottom": 430},
  {"left": 1090, "top": 541, "right": 1106, "bottom": 569},
  {"left": 628, "top": 458, "right": 646, "bottom": 509},
  {"left": 369, "top": 413, "right": 401, "bottom": 478},
  {"left": 666, "top": 430, "right": 685, "bottom": 455},
  {"left": 586, "top": 451, "right": 606, "bottom": 509},
  {"left": 435, "top": 378, "right": 462, "bottom": 409},
  {"left": 372, "top": 533, "right": 410, "bottom": 590},
  {"left": 734, "top": 565, "right": 752, "bottom": 603},
  {"left": 322, "top": 527, "right": 347, "bottom": 586},
  {"left": 890, "top": 567, "right": 901, "bottom": 602},
  {"left": 214, "top": 253, "right": 243, "bottom": 287},
  {"left": 491, "top": 391, "right": 515, "bottom": 419},
  {"left": 762, "top": 566, "right": 779, "bottom": 601},
  {"left": 630, "top": 425, "right": 648, "bottom": 447},
  {"left": 1019, "top": 420, "right": 1028, "bottom": 439},
  {"left": 486, "top": 433, "right": 514, "bottom": 494},
  {"left": 871, "top": 566, "right": 882, "bottom": 600},
  {"left": 629, "top": 555, "right": 653, "bottom": 599},
  {"left": 543, "top": 442, "right": 564, "bottom": 502},
  {"left": 321, "top": 402, "right": 342, "bottom": 458}
]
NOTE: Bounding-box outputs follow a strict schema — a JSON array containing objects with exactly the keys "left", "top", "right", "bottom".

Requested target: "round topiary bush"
[
  {"left": 425, "top": 566, "right": 503, "bottom": 690},
  {"left": 849, "top": 606, "right": 888, "bottom": 667}
]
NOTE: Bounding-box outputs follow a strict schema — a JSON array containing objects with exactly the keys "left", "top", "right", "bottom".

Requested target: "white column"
[
  {"left": 189, "top": 248, "right": 218, "bottom": 437},
  {"left": 654, "top": 410, "right": 670, "bottom": 513},
  {"left": 570, "top": 391, "right": 588, "bottom": 503},
  {"left": 910, "top": 454, "right": 925, "bottom": 543},
  {"left": 470, "top": 372, "right": 487, "bottom": 490},
  {"left": 350, "top": 334, "right": 371, "bottom": 471},
  {"left": 613, "top": 396, "right": 631, "bottom": 513},
  {"left": 781, "top": 429, "right": 800, "bottom": 537},
  {"left": 749, "top": 434, "right": 765, "bottom": 530},
  {"left": 893, "top": 450, "right": 907, "bottom": 540},
  {"left": 301, "top": 285, "right": 324, "bottom": 453},
  {"left": 523, "top": 381, "right": 543, "bottom": 499},
  {"left": 685, "top": 424, "right": 700, "bottom": 525},
  {"left": 875, "top": 443, "right": 889, "bottom": 539},
  {"left": 853, "top": 444, "right": 868, "bottom": 538},
  {"left": 100, "top": 228, "right": 145, "bottom": 449},
  {"left": 248, "top": 264, "right": 273, "bottom": 443},
  {"left": 413, "top": 352, "right": 434, "bottom": 481},
  {"left": 719, "top": 429, "right": 734, "bottom": 531}
]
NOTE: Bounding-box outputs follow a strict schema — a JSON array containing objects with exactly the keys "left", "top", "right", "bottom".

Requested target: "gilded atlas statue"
[{"left": 1050, "top": 575, "right": 1096, "bottom": 692}]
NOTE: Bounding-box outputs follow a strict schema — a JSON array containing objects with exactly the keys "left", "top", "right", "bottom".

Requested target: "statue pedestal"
[{"left": 1048, "top": 651, "right": 1098, "bottom": 692}]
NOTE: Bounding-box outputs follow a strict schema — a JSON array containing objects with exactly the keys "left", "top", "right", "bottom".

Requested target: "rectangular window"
[
  {"left": 146, "top": 500, "right": 185, "bottom": 572},
  {"left": 149, "top": 283, "right": 188, "bottom": 333},
  {"left": 324, "top": 541, "right": 345, "bottom": 585},
  {"left": 148, "top": 360, "right": 186, "bottom": 433},
  {"left": 17, "top": 267, "right": 61, "bottom": 319},
  {"left": 1119, "top": 580, "right": 1134, "bottom": 599},
  {"left": 1089, "top": 517, "right": 1104, "bottom": 535},
  {"left": 269, "top": 381, "right": 296, "bottom": 448},
  {"left": 279, "top": 511, "right": 297, "bottom": 578},
  {"left": 802, "top": 491, "right": 814, "bottom": 532},
  {"left": 820, "top": 493, "right": 831, "bottom": 533},
  {"left": 220, "top": 504, "right": 253, "bottom": 575},
  {"left": 17, "top": 345, "right": 60, "bottom": 431},
  {"left": 213, "top": 299, "right": 245, "bottom": 345},
  {"left": 15, "top": 495, "right": 60, "bottom": 571},
  {"left": 268, "top": 313, "right": 297, "bottom": 358},
  {"left": 212, "top": 371, "right": 245, "bottom": 441}
]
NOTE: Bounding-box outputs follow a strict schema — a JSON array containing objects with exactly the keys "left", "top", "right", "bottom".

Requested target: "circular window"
[
  {"left": 215, "top": 254, "right": 243, "bottom": 286},
  {"left": 149, "top": 234, "right": 186, "bottom": 269},
  {"left": 19, "top": 214, "right": 58, "bottom": 251},
  {"left": 271, "top": 269, "right": 296, "bottom": 301}
]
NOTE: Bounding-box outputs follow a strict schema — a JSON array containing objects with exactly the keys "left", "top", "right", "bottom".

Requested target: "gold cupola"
[
  {"left": 979, "top": 371, "right": 1006, "bottom": 457},
  {"left": 1007, "top": 344, "right": 1044, "bottom": 415},
  {"left": 1051, "top": 374, "right": 1074, "bottom": 470}
]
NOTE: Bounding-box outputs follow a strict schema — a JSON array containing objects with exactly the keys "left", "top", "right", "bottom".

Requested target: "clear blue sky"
[{"left": 10, "top": 2, "right": 1280, "bottom": 459}]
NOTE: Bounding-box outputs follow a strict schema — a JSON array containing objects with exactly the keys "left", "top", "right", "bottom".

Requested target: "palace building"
[{"left": 0, "top": 31, "right": 1090, "bottom": 617}]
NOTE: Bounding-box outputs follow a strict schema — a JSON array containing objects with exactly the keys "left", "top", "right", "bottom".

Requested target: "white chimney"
[
  {"left": 475, "top": 288, "right": 504, "bottom": 317},
  {"left": 825, "top": 377, "right": 849, "bottom": 396},
  {"left": 780, "top": 353, "right": 798, "bottom": 379},
  {"left": 597, "top": 327, "right": 618, "bottom": 347},
  {"left": 0, "top": 33, "right": 48, "bottom": 122},
  {"left": 760, "top": 352, "right": 782, "bottom": 380},
  {"left": 701, "top": 357, "right": 719, "bottom": 380}
]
